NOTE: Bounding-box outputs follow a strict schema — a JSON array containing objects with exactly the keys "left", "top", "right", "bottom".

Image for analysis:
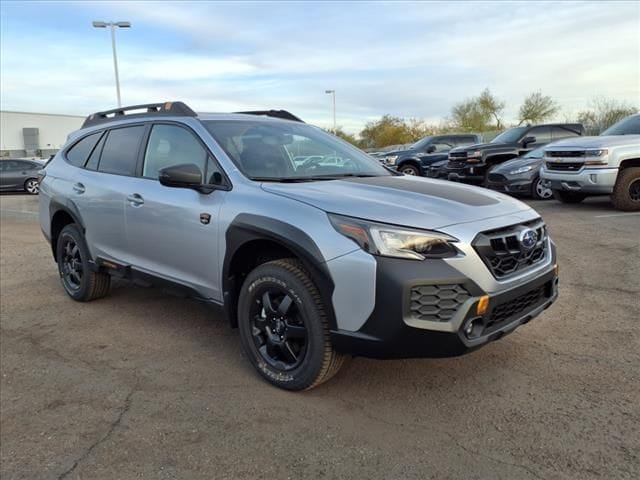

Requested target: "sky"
[{"left": 1, "top": 0, "right": 639, "bottom": 133}]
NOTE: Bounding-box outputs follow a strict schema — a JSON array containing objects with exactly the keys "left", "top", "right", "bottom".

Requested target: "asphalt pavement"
[{"left": 1, "top": 193, "right": 639, "bottom": 480}]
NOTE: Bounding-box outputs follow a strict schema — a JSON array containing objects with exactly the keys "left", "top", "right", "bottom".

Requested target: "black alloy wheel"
[{"left": 60, "top": 234, "right": 83, "bottom": 292}]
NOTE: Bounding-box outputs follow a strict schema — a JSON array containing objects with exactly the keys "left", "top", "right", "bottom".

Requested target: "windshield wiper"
[{"left": 251, "top": 176, "right": 337, "bottom": 183}]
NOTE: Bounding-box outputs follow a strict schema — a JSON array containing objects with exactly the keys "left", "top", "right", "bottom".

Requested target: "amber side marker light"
[
  {"left": 476, "top": 295, "right": 490, "bottom": 316},
  {"left": 554, "top": 264, "right": 559, "bottom": 275}
]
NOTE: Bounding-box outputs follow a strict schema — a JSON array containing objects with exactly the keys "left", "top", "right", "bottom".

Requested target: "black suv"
[
  {"left": 380, "top": 134, "right": 481, "bottom": 176},
  {"left": 446, "top": 123, "right": 584, "bottom": 184}
]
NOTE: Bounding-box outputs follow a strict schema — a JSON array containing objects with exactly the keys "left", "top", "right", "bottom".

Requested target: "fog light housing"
[
  {"left": 476, "top": 295, "right": 490, "bottom": 315},
  {"left": 464, "top": 317, "right": 484, "bottom": 339}
]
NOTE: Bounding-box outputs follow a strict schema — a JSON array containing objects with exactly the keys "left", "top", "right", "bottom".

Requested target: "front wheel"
[
  {"left": 531, "top": 177, "right": 553, "bottom": 200},
  {"left": 237, "top": 259, "right": 346, "bottom": 390},
  {"left": 552, "top": 190, "right": 587, "bottom": 204},
  {"left": 24, "top": 178, "right": 39, "bottom": 195},
  {"left": 611, "top": 167, "right": 640, "bottom": 211},
  {"left": 399, "top": 164, "right": 420, "bottom": 176}
]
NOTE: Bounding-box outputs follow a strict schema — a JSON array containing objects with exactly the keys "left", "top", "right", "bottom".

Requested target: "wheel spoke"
[
  {"left": 277, "top": 295, "right": 293, "bottom": 315},
  {"left": 280, "top": 341, "right": 298, "bottom": 363},
  {"left": 64, "top": 242, "right": 72, "bottom": 256},
  {"left": 262, "top": 292, "right": 277, "bottom": 316},
  {"left": 284, "top": 322, "right": 307, "bottom": 339},
  {"left": 253, "top": 315, "right": 267, "bottom": 333},
  {"left": 71, "top": 245, "right": 79, "bottom": 257}
]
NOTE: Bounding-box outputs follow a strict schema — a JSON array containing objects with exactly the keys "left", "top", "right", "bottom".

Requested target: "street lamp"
[
  {"left": 92, "top": 21, "right": 131, "bottom": 107},
  {"left": 325, "top": 89, "right": 336, "bottom": 133}
]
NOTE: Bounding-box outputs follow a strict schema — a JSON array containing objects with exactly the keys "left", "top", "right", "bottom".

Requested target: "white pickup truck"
[{"left": 540, "top": 114, "right": 639, "bottom": 211}]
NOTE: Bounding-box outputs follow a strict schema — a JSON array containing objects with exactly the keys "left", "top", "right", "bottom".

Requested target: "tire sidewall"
[
  {"left": 56, "top": 225, "right": 92, "bottom": 301},
  {"left": 612, "top": 167, "right": 640, "bottom": 212},
  {"left": 24, "top": 178, "right": 39, "bottom": 194},
  {"left": 532, "top": 176, "right": 552, "bottom": 200},
  {"left": 237, "top": 263, "right": 328, "bottom": 390},
  {"left": 399, "top": 164, "right": 420, "bottom": 176}
]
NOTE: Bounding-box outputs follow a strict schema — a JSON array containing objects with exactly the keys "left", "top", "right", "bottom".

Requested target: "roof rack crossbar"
[
  {"left": 82, "top": 101, "right": 197, "bottom": 128},
  {"left": 235, "top": 110, "right": 304, "bottom": 123}
]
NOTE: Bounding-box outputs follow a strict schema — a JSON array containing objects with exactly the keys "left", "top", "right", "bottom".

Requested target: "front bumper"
[
  {"left": 540, "top": 167, "right": 618, "bottom": 194},
  {"left": 485, "top": 173, "right": 534, "bottom": 196},
  {"left": 446, "top": 164, "right": 487, "bottom": 184},
  {"left": 331, "top": 252, "right": 558, "bottom": 359}
]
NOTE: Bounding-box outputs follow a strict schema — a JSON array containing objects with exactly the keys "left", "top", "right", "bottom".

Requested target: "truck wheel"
[
  {"left": 552, "top": 190, "right": 587, "bottom": 204},
  {"left": 611, "top": 167, "right": 640, "bottom": 211},
  {"left": 56, "top": 224, "right": 111, "bottom": 301},
  {"left": 399, "top": 164, "right": 420, "bottom": 176},
  {"left": 531, "top": 177, "right": 553, "bottom": 200},
  {"left": 237, "top": 258, "right": 346, "bottom": 391}
]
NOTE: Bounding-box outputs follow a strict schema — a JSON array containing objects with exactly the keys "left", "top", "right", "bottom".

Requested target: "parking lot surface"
[{"left": 1, "top": 194, "right": 639, "bottom": 480}]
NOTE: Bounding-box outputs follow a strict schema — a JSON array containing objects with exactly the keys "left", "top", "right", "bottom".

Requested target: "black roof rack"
[
  {"left": 235, "top": 110, "right": 304, "bottom": 123},
  {"left": 82, "top": 101, "right": 197, "bottom": 128}
]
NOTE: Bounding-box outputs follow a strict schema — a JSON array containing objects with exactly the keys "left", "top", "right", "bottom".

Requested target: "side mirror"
[
  {"left": 522, "top": 136, "right": 536, "bottom": 146},
  {"left": 158, "top": 163, "right": 203, "bottom": 190},
  {"left": 426, "top": 145, "right": 436, "bottom": 154}
]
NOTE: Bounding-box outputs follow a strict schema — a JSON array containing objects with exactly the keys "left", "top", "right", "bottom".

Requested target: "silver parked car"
[
  {"left": 0, "top": 158, "right": 44, "bottom": 194},
  {"left": 39, "top": 102, "right": 558, "bottom": 390}
]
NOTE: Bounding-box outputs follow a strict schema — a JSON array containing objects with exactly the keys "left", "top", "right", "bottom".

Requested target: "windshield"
[
  {"left": 491, "top": 126, "right": 528, "bottom": 144},
  {"left": 601, "top": 115, "right": 640, "bottom": 135},
  {"left": 203, "top": 120, "right": 391, "bottom": 181},
  {"left": 410, "top": 136, "right": 434, "bottom": 150},
  {"left": 523, "top": 147, "right": 544, "bottom": 159}
]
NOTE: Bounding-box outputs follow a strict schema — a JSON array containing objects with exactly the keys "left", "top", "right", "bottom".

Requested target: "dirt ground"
[{"left": 1, "top": 194, "right": 639, "bottom": 479}]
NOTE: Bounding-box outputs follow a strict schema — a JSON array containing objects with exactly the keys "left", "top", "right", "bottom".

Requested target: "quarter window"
[
  {"left": 98, "top": 126, "right": 145, "bottom": 176},
  {"left": 143, "top": 124, "right": 207, "bottom": 180},
  {"left": 66, "top": 132, "right": 102, "bottom": 167}
]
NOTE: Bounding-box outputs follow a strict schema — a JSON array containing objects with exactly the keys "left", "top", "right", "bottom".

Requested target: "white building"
[{"left": 0, "top": 111, "right": 84, "bottom": 159}]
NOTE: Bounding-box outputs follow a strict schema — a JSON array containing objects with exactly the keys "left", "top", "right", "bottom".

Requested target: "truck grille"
[
  {"left": 545, "top": 161, "right": 583, "bottom": 172},
  {"left": 447, "top": 160, "right": 466, "bottom": 169},
  {"left": 409, "top": 284, "right": 471, "bottom": 322},
  {"left": 546, "top": 150, "right": 585, "bottom": 158},
  {"left": 484, "top": 284, "right": 547, "bottom": 333},
  {"left": 472, "top": 219, "right": 548, "bottom": 279},
  {"left": 449, "top": 151, "right": 468, "bottom": 159}
]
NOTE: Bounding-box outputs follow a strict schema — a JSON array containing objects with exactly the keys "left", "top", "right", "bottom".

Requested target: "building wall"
[{"left": 0, "top": 111, "right": 84, "bottom": 158}]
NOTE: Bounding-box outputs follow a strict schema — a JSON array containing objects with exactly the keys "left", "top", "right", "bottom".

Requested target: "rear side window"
[
  {"left": 142, "top": 124, "right": 207, "bottom": 179},
  {"left": 85, "top": 134, "right": 106, "bottom": 170},
  {"left": 98, "top": 126, "right": 145, "bottom": 176},
  {"left": 552, "top": 126, "right": 581, "bottom": 140},
  {"left": 66, "top": 132, "right": 102, "bottom": 167}
]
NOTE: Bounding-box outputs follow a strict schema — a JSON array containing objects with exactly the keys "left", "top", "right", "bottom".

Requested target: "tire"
[
  {"left": 24, "top": 178, "right": 39, "bottom": 195},
  {"left": 237, "top": 258, "right": 346, "bottom": 390},
  {"left": 531, "top": 176, "right": 553, "bottom": 200},
  {"left": 611, "top": 167, "right": 640, "bottom": 211},
  {"left": 56, "top": 224, "right": 111, "bottom": 301},
  {"left": 552, "top": 190, "right": 587, "bottom": 204},
  {"left": 399, "top": 164, "right": 420, "bottom": 176}
]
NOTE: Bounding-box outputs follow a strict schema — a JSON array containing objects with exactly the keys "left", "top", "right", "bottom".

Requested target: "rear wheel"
[
  {"left": 237, "top": 259, "right": 346, "bottom": 390},
  {"left": 56, "top": 224, "right": 111, "bottom": 301},
  {"left": 24, "top": 178, "right": 39, "bottom": 195},
  {"left": 531, "top": 176, "right": 553, "bottom": 200},
  {"left": 611, "top": 167, "right": 640, "bottom": 211},
  {"left": 552, "top": 190, "right": 587, "bottom": 204},
  {"left": 399, "top": 164, "right": 420, "bottom": 176}
]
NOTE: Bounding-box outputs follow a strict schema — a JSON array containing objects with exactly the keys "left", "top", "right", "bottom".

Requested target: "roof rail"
[
  {"left": 235, "top": 110, "right": 304, "bottom": 123},
  {"left": 82, "top": 101, "right": 197, "bottom": 128}
]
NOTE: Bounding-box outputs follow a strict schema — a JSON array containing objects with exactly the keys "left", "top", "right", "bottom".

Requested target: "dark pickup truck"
[
  {"left": 446, "top": 123, "right": 584, "bottom": 185},
  {"left": 380, "top": 134, "right": 480, "bottom": 176}
]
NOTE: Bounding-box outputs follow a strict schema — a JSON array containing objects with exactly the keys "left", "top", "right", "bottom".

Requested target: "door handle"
[
  {"left": 127, "top": 193, "right": 144, "bottom": 206},
  {"left": 73, "top": 182, "right": 85, "bottom": 194}
]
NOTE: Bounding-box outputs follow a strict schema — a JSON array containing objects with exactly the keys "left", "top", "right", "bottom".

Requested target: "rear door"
[
  {"left": 0, "top": 161, "right": 20, "bottom": 189},
  {"left": 72, "top": 125, "right": 147, "bottom": 264},
  {"left": 124, "top": 122, "right": 229, "bottom": 300}
]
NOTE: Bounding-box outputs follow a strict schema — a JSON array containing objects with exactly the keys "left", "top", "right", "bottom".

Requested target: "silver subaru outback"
[{"left": 39, "top": 102, "right": 558, "bottom": 390}]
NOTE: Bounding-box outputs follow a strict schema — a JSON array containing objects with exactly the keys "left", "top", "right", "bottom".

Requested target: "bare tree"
[
  {"left": 577, "top": 97, "right": 637, "bottom": 134},
  {"left": 518, "top": 92, "right": 559, "bottom": 125}
]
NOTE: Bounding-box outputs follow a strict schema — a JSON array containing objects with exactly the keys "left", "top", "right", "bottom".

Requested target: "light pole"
[
  {"left": 92, "top": 21, "right": 131, "bottom": 107},
  {"left": 325, "top": 89, "right": 336, "bottom": 133}
]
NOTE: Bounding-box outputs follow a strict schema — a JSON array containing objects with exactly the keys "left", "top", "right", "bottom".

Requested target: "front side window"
[
  {"left": 526, "top": 127, "right": 551, "bottom": 144},
  {"left": 66, "top": 132, "right": 102, "bottom": 167},
  {"left": 98, "top": 126, "right": 145, "bottom": 176},
  {"left": 491, "top": 127, "right": 528, "bottom": 144},
  {"left": 203, "top": 120, "right": 391, "bottom": 181},
  {"left": 143, "top": 124, "right": 208, "bottom": 179},
  {"left": 429, "top": 142, "right": 453, "bottom": 153}
]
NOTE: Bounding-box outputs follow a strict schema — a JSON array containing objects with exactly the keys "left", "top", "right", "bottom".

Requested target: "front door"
[{"left": 124, "top": 123, "right": 227, "bottom": 300}]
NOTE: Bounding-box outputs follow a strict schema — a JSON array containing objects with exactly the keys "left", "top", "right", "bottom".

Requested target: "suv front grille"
[
  {"left": 546, "top": 150, "right": 585, "bottom": 158},
  {"left": 472, "top": 219, "right": 548, "bottom": 279},
  {"left": 545, "top": 161, "right": 583, "bottom": 172},
  {"left": 409, "top": 284, "right": 471, "bottom": 322},
  {"left": 484, "top": 284, "right": 547, "bottom": 333}
]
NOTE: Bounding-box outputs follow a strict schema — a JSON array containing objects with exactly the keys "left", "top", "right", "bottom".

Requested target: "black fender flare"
[
  {"left": 49, "top": 197, "right": 85, "bottom": 260},
  {"left": 222, "top": 214, "right": 337, "bottom": 330}
]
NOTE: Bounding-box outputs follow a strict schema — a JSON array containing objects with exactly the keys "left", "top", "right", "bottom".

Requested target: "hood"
[
  {"left": 492, "top": 156, "right": 541, "bottom": 173},
  {"left": 261, "top": 175, "right": 533, "bottom": 230},
  {"left": 450, "top": 141, "right": 504, "bottom": 153},
  {"left": 382, "top": 148, "right": 416, "bottom": 157},
  {"left": 545, "top": 135, "right": 640, "bottom": 149}
]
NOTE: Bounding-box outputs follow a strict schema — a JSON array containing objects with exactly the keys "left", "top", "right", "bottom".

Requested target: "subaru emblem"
[{"left": 520, "top": 229, "right": 538, "bottom": 250}]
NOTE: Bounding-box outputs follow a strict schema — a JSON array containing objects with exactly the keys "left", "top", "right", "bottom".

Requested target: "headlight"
[
  {"left": 586, "top": 149, "right": 608, "bottom": 157},
  {"left": 467, "top": 151, "right": 482, "bottom": 158},
  {"left": 509, "top": 165, "right": 533, "bottom": 175},
  {"left": 328, "top": 213, "right": 460, "bottom": 260},
  {"left": 384, "top": 155, "right": 399, "bottom": 165}
]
